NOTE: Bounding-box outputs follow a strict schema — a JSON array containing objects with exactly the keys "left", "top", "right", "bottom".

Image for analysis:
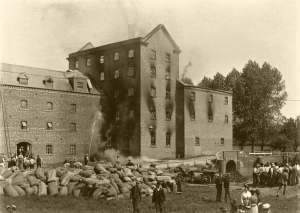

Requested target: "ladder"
[{"left": 0, "top": 86, "right": 11, "bottom": 156}]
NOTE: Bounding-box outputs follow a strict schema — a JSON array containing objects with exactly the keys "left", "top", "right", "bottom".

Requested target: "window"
[
  {"left": 114, "top": 70, "right": 120, "bottom": 79},
  {"left": 128, "top": 49, "right": 134, "bottom": 58},
  {"left": 70, "top": 144, "right": 76, "bottom": 155},
  {"left": 20, "top": 100, "right": 28, "bottom": 109},
  {"left": 114, "top": 52, "right": 120, "bottom": 61},
  {"left": 190, "top": 113, "right": 195, "bottom": 121},
  {"left": 46, "top": 102, "right": 53, "bottom": 110},
  {"left": 150, "top": 107, "right": 156, "bottom": 120},
  {"left": 150, "top": 86, "right": 156, "bottom": 97},
  {"left": 46, "top": 144, "right": 53, "bottom": 154},
  {"left": 166, "top": 132, "right": 171, "bottom": 147},
  {"left": 46, "top": 122, "right": 53, "bottom": 130},
  {"left": 208, "top": 115, "right": 213, "bottom": 122},
  {"left": 195, "top": 137, "right": 200, "bottom": 146},
  {"left": 100, "top": 72, "right": 105, "bottom": 81},
  {"left": 220, "top": 138, "right": 225, "bottom": 145},
  {"left": 151, "top": 132, "right": 156, "bottom": 146},
  {"left": 166, "top": 110, "right": 172, "bottom": 121},
  {"left": 43, "top": 77, "right": 53, "bottom": 88},
  {"left": 86, "top": 57, "right": 92, "bottom": 66},
  {"left": 77, "top": 81, "right": 84, "bottom": 88},
  {"left": 128, "top": 88, "right": 134, "bottom": 97},
  {"left": 17, "top": 73, "right": 28, "bottom": 85},
  {"left": 165, "top": 53, "right": 171, "bottom": 63},
  {"left": 99, "top": 56, "right": 105, "bottom": 64},
  {"left": 150, "top": 49, "right": 156, "bottom": 60},
  {"left": 150, "top": 64, "right": 156, "bottom": 78},
  {"left": 224, "top": 97, "right": 229, "bottom": 105},
  {"left": 190, "top": 92, "right": 196, "bottom": 101},
  {"left": 208, "top": 94, "right": 213, "bottom": 103},
  {"left": 20, "top": 121, "right": 27, "bottom": 130},
  {"left": 71, "top": 104, "right": 76, "bottom": 113},
  {"left": 225, "top": 115, "right": 229, "bottom": 123},
  {"left": 70, "top": 123, "right": 77, "bottom": 132},
  {"left": 115, "top": 111, "right": 120, "bottom": 121},
  {"left": 75, "top": 60, "right": 79, "bottom": 69},
  {"left": 166, "top": 90, "right": 171, "bottom": 99},
  {"left": 127, "top": 66, "right": 135, "bottom": 77},
  {"left": 114, "top": 90, "right": 119, "bottom": 98}
]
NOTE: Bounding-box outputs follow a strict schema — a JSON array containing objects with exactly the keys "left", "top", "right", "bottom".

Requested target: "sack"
[
  {"left": 94, "top": 164, "right": 109, "bottom": 174},
  {"left": 156, "top": 176, "right": 172, "bottom": 182},
  {"left": 59, "top": 186, "right": 68, "bottom": 196},
  {"left": 13, "top": 185, "right": 26, "bottom": 196},
  {"left": 79, "top": 170, "right": 93, "bottom": 178},
  {"left": 123, "top": 176, "right": 132, "bottom": 182},
  {"left": 1, "top": 169, "right": 13, "bottom": 179},
  {"left": 60, "top": 172, "right": 74, "bottom": 186},
  {"left": 123, "top": 168, "right": 133, "bottom": 177},
  {"left": 106, "top": 185, "right": 117, "bottom": 197},
  {"left": 11, "top": 172, "right": 26, "bottom": 186},
  {"left": 38, "top": 181, "right": 47, "bottom": 196},
  {"left": 47, "top": 169, "right": 57, "bottom": 183},
  {"left": 35, "top": 168, "right": 46, "bottom": 181},
  {"left": 72, "top": 188, "right": 81, "bottom": 197},
  {"left": 67, "top": 182, "right": 77, "bottom": 195},
  {"left": 70, "top": 174, "right": 82, "bottom": 182},
  {"left": 32, "top": 185, "right": 39, "bottom": 195},
  {"left": 24, "top": 185, "right": 34, "bottom": 195},
  {"left": 3, "top": 185, "right": 19, "bottom": 197},
  {"left": 83, "top": 165, "right": 94, "bottom": 171},
  {"left": 48, "top": 181, "right": 58, "bottom": 196},
  {"left": 27, "top": 175, "right": 40, "bottom": 186},
  {"left": 92, "top": 187, "right": 106, "bottom": 199},
  {"left": 110, "top": 179, "right": 120, "bottom": 194}
]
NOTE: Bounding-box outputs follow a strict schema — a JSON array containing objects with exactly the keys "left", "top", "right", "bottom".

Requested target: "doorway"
[{"left": 17, "top": 142, "right": 32, "bottom": 156}]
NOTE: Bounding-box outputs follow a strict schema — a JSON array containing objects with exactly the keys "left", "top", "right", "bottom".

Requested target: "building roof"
[
  {"left": 177, "top": 80, "right": 232, "bottom": 95},
  {"left": 69, "top": 24, "right": 180, "bottom": 56},
  {"left": 0, "top": 63, "right": 99, "bottom": 95}
]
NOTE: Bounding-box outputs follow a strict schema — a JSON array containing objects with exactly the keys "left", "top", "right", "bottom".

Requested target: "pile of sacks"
[{"left": 0, "top": 163, "right": 177, "bottom": 200}]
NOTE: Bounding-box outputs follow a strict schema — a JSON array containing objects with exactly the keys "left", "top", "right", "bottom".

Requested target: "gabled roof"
[
  {"left": 142, "top": 24, "right": 181, "bottom": 53},
  {"left": 78, "top": 42, "right": 94, "bottom": 51}
]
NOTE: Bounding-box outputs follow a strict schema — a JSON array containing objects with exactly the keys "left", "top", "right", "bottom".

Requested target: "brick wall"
[
  {"left": 0, "top": 85, "right": 100, "bottom": 163},
  {"left": 183, "top": 88, "right": 232, "bottom": 157},
  {"left": 140, "top": 29, "right": 179, "bottom": 159}
]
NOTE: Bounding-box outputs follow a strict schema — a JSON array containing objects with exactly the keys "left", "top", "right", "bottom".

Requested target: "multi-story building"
[
  {"left": 67, "top": 24, "right": 232, "bottom": 159},
  {"left": 0, "top": 63, "right": 100, "bottom": 163}
]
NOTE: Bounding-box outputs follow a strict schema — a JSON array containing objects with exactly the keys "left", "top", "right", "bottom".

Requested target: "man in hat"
[
  {"left": 223, "top": 173, "right": 231, "bottom": 202},
  {"left": 130, "top": 181, "right": 142, "bottom": 213},
  {"left": 215, "top": 173, "right": 223, "bottom": 202},
  {"left": 152, "top": 182, "right": 166, "bottom": 213}
]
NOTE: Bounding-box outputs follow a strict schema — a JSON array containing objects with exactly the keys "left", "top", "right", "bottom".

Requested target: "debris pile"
[{"left": 0, "top": 163, "right": 178, "bottom": 199}]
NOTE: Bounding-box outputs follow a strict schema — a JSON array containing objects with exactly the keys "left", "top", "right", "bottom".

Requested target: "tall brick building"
[
  {"left": 0, "top": 63, "right": 100, "bottom": 163},
  {"left": 67, "top": 24, "right": 233, "bottom": 159}
]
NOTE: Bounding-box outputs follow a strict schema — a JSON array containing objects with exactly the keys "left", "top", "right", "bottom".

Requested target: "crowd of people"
[
  {"left": 253, "top": 161, "right": 300, "bottom": 188},
  {"left": 3, "top": 153, "right": 42, "bottom": 170}
]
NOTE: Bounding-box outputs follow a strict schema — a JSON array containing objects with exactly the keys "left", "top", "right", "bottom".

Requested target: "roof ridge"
[{"left": 0, "top": 62, "right": 65, "bottom": 74}]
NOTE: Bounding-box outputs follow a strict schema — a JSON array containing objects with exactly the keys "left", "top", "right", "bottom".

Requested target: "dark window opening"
[
  {"left": 195, "top": 137, "right": 200, "bottom": 146},
  {"left": 150, "top": 64, "right": 156, "bottom": 78},
  {"left": 190, "top": 91, "right": 196, "bottom": 101},
  {"left": 77, "top": 81, "right": 84, "bottom": 88},
  {"left": 86, "top": 58, "right": 92, "bottom": 66},
  {"left": 114, "top": 52, "right": 120, "bottom": 61},
  {"left": 128, "top": 66, "right": 135, "bottom": 77},
  {"left": 46, "top": 144, "right": 53, "bottom": 154},
  {"left": 151, "top": 133, "right": 156, "bottom": 146},
  {"left": 70, "top": 144, "right": 76, "bottom": 155},
  {"left": 150, "top": 49, "right": 156, "bottom": 60},
  {"left": 20, "top": 100, "right": 28, "bottom": 109},
  {"left": 166, "top": 110, "right": 172, "bottom": 121},
  {"left": 46, "top": 122, "right": 53, "bottom": 130},
  {"left": 220, "top": 138, "right": 225, "bottom": 145},
  {"left": 20, "top": 121, "right": 27, "bottom": 130},
  {"left": 225, "top": 115, "right": 229, "bottom": 123},
  {"left": 165, "top": 53, "right": 171, "bottom": 63},
  {"left": 75, "top": 60, "right": 79, "bottom": 69},
  {"left": 166, "top": 132, "right": 171, "bottom": 147},
  {"left": 99, "top": 56, "right": 104, "bottom": 64},
  {"left": 115, "top": 111, "right": 120, "bottom": 121},
  {"left": 70, "top": 123, "right": 77, "bottom": 132},
  {"left": 150, "top": 107, "right": 156, "bottom": 120},
  {"left": 208, "top": 94, "right": 213, "bottom": 103},
  {"left": 46, "top": 102, "right": 53, "bottom": 110},
  {"left": 150, "top": 86, "right": 156, "bottom": 97},
  {"left": 128, "top": 49, "right": 134, "bottom": 58},
  {"left": 224, "top": 97, "right": 228, "bottom": 105},
  {"left": 71, "top": 104, "right": 76, "bottom": 113}
]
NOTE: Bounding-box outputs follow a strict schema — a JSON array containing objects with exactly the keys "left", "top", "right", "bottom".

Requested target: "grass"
[{"left": 0, "top": 184, "right": 299, "bottom": 213}]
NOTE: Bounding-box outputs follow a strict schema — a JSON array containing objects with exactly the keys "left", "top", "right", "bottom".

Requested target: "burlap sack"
[
  {"left": 79, "top": 170, "right": 93, "bottom": 178},
  {"left": 48, "top": 181, "right": 58, "bottom": 196},
  {"left": 13, "top": 185, "right": 26, "bottom": 196},
  {"left": 60, "top": 171, "right": 74, "bottom": 186},
  {"left": 3, "top": 185, "right": 18, "bottom": 197},
  {"left": 27, "top": 175, "right": 40, "bottom": 186},
  {"left": 35, "top": 168, "right": 46, "bottom": 181},
  {"left": 1, "top": 169, "right": 13, "bottom": 179},
  {"left": 47, "top": 169, "right": 57, "bottom": 183},
  {"left": 11, "top": 172, "right": 26, "bottom": 186},
  {"left": 38, "top": 181, "right": 47, "bottom": 196},
  {"left": 59, "top": 186, "right": 68, "bottom": 196},
  {"left": 67, "top": 182, "right": 77, "bottom": 195}
]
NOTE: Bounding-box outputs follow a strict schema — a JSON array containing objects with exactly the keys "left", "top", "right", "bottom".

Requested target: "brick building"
[
  {"left": 67, "top": 24, "right": 233, "bottom": 159},
  {"left": 0, "top": 63, "right": 100, "bottom": 163}
]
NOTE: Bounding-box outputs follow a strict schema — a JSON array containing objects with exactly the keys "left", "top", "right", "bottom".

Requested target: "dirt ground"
[{"left": 0, "top": 183, "right": 299, "bottom": 213}]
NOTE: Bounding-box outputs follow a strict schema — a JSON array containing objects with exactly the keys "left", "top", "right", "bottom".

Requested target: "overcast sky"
[{"left": 0, "top": 0, "right": 299, "bottom": 118}]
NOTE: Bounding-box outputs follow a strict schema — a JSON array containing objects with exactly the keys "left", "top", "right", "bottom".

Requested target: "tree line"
[{"left": 182, "top": 60, "right": 299, "bottom": 152}]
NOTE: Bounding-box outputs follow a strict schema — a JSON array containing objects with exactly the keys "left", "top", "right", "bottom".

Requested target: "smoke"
[
  {"left": 89, "top": 110, "right": 105, "bottom": 156},
  {"left": 181, "top": 61, "right": 192, "bottom": 80}
]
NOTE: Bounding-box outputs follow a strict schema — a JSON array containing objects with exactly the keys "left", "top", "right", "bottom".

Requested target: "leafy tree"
[
  {"left": 234, "top": 60, "right": 287, "bottom": 152},
  {"left": 211, "top": 72, "right": 226, "bottom": 90},
  {"left": 225, "top": 68, "right": 240, "bottom": 90},
  {"left": 281, "top": 117, "right": 298, "bottom": 151},
  {"left": 181, "top": 77, "right": 194, "bottom": 85},
  {"left": 270, "top": 134, "right": 293, "bottom": 152},
  {"left": 198, "top": 76, "right": 213, "bottom": 88}
]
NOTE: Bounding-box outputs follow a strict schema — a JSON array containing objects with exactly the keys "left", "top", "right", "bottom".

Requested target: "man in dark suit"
[
  {"left": 152, "top": 182, "right": 166, "bottom": 213},
  {"left": 130, "top": 181, "right": 142, "bottom": 213}
]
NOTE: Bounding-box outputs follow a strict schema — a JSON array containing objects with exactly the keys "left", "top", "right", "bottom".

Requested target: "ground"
[{"left": 0, "top": 184, "right": 299, "bottom": 213}]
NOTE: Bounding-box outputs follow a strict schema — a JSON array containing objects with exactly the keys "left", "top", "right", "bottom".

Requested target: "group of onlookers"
[
  {"left": 3, "top": 153, "right": 42, "bottom": 170},
  {"left": 253, "top": 161, "right": 300, "bottom": 188}
]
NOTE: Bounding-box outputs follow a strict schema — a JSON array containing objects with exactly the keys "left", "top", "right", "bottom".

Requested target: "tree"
[
  {"left": 211, "top": 72, "right": 226, "bottom": 90},
  {"left": 198, "top": 76, "right": 213, "bottom": 88},
  {"left": 225, "top": 68, "right": 240, "bottom": 90},
  {"left": 234, "top": 60, "right": 287, "bottom": 152},
  {"left": 281, "top": 117, "right": 298, "bottom": 151},
  {"left": 181, "top": 77, "right": 194, "bottom": 85}
]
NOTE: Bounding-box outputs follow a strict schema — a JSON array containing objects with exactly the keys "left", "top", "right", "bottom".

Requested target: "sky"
[{"left": 0, "top": 0, "right": 299, "bottom": 118}]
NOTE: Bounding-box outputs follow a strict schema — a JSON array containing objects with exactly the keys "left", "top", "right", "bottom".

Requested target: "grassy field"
[{"left": 0, "top": 184, "right": 299, "bottom": 213}]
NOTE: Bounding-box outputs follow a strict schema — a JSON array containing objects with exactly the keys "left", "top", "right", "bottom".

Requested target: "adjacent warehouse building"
[{"left": 0, "top": 63, "right": 100, "bottom": 163}]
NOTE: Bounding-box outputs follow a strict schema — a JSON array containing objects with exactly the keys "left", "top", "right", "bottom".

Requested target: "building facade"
[
  {"left": 67, "top": 24, "right": 232, "bottom": 159},
  {"left": 0, "top": 63, "right": 100, "bottom": 163}
]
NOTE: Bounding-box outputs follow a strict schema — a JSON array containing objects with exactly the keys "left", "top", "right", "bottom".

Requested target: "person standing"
[
  {"left": 240, "top": 184, "right": 251, "bottom": 212},
  {"left": 17, "top": 153, "right": 24, "bottom": 170},
  {"left": 223, "top": 173, "right": 231, "bottom": 203},
  {"left": 276, "top": 164, "right": 289, "bottom": 197},
  {"left": 249, "top": 190, "right": 258, "bottom": 213},
  {"left": 84, "top": 154, "right": 89, "bottom": 166},
  {"left": 130, "top": 181, "right": 142, "bottom": 213},
  {"left": 215, "top": 173, "right": 223, "bottom": 202},
  {"left": 175, "top": 173, "right": 183, "bottom": 193},
  {"left": 152, "top": 182, "right": 166, "bottom": 213},
  {"left": 36, "top": 155, "right": 42, "bottom": 168}
]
